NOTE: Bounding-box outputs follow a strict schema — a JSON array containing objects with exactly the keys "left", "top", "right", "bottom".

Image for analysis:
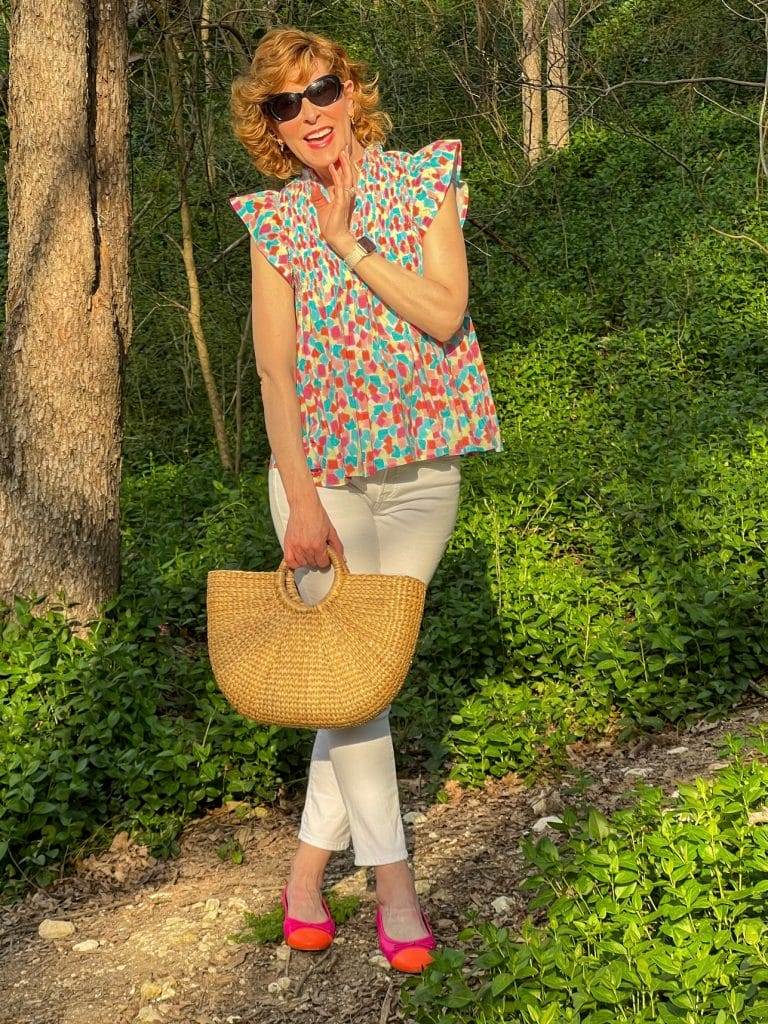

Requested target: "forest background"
[{"left": 0, "top": 0, "right": 767, "bottom": 917}]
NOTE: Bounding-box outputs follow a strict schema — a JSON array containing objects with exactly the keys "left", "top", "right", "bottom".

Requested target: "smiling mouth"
[{"left": 305, "top": 127, "right": 335, "bottom": 147}]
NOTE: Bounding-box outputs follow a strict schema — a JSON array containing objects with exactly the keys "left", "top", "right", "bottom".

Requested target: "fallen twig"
[
  {"left": 293, "top": 945, "right": 337, "bottom": 998},
  {"left": 379, "top": 978, "right": 394, "bottom": 1024}
]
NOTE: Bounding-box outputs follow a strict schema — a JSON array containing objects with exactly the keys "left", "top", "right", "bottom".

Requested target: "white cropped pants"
[{"left": 267, "top": 454, "right": 462, "bottom": 865}]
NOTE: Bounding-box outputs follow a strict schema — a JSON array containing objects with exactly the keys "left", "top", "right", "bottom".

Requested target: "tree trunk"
[
  {"left": 200, "top": 0, "right": 217, "bottom": 190},
  {"left": 521, "top": 0, "right": 544, "bottom": 165},
  {"left": 0, "top": 0, "right": 131, "bottom": 626},
  {"left": 546, "top": 0, "right": 570, "bottom": 149},
  {"left": 151, "top": 0, "right": 233, "bottom": 472}
]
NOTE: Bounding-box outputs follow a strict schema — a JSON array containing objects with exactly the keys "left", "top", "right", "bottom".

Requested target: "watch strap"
[{"left": 343, "top": 235, "right": 376, "bottom": 271}]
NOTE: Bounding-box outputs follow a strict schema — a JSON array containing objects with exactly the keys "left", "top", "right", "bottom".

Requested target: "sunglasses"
[{"left": 261, "top": 73, "right": 344, "bottom": 123}]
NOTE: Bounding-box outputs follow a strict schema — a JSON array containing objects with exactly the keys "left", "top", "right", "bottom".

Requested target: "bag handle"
[{"left": 275, "top": 544, "right": 349, "bottom": 612}]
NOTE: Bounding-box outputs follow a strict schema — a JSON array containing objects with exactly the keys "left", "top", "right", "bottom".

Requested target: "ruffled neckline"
[{"left": 299, "top": 141, "right": 382, "bottom": 197}]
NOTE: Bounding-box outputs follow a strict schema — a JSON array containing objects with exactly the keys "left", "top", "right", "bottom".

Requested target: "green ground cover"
[{"left": 402, "top": 732, "right": 768, "bottom": 1023}]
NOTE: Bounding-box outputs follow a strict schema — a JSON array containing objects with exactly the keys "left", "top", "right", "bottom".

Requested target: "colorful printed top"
[{"left": 229, "top": 137, "right": 504, "bottom": 487}]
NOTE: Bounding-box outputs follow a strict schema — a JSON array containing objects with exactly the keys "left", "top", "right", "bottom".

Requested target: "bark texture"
[
  {"left": 521, "top": 0, "right": 544, "bottom": 164},
  {"left": 546, "top": 0, "right": 570, "bottom": 149},
  {"left": 0, "top": 0, "right": 131, "bottom": 624}
]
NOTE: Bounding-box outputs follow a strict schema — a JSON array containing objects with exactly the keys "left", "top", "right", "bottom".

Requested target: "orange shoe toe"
[
  {"left": 286, "top": 926, "right": 334, "bottom": 951},
  {"left": 390, "top": 947, "right": 434, "bottom": 973}
]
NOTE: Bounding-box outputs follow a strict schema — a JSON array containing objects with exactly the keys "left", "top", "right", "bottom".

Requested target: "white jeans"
[{"left": 267, "top": 454, "right": 462, "bottom": 865}]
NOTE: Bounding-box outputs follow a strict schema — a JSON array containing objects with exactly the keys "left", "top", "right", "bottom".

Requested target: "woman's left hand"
[{"left": 310, "top": 146, "right": 358, "bottom": 258}]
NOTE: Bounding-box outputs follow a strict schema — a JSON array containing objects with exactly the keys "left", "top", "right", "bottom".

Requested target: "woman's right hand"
[{"left": 282, "top": 499, "right": 345, "bottom": 570}]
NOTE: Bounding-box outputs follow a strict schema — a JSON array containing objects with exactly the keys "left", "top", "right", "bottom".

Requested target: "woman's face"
[{"left": 270, "top": 58, "right": 361, "bottom": 175}]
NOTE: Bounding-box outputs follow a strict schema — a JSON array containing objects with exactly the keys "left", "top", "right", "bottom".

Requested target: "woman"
[{"left": 229, "top": 27, "right": 503, "bottom": 973}]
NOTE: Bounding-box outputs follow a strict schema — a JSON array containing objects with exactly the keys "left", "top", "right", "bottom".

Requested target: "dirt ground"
[{"left": 2, "top": 693, "right": 767, "bottom": 1024}]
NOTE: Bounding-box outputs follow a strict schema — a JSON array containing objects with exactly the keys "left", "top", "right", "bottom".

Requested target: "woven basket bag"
[{"left": 206, "top": 545, "right": 427, "bottom": 729}]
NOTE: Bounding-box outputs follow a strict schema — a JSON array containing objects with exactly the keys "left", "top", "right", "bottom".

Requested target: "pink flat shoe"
[
  {"left": 280, "top": 885, "right": 336, "bottom": 951},
  {"left": 376, "top": 904, "right": 437, "bottom": 973}
]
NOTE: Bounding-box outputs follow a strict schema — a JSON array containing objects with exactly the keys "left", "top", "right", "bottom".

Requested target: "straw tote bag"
[{"left": 206, "top": 545, "right": 427, "bottom": 729}]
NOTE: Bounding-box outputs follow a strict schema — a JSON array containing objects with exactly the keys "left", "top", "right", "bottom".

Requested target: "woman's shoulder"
[
  {"left": 379, "top": 137, "right": 464, "bottom": 173},
  {"left": 229, "top": 178, "right": 303, "bottom": 208},
  {"left": 384, "top": 139, "right": 468, "bottom": 232},
  {"left": 228, "top": 179, "right": 308, "bottom": 246}
]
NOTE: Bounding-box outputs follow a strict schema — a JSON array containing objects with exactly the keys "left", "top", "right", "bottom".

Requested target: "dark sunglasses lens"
[
  {"left": 269, "top": 95, "right": 301, "bottom": 121},
  {"left": 307, "top": 76, "right": 342, "bottom": 106}
]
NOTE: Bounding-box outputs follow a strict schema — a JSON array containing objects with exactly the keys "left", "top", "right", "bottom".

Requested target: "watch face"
[{"left": 358, "top": 236, "right": 376, "bottom": 254}]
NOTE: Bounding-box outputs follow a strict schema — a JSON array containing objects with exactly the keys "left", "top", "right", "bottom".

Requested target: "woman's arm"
[
  {"left": 250, "top": 239, "right": 345, "bottom": 569},
  {"left": 319, "top": 151, "right": 468, "bottom": 344},
  {"left": 327, "top": 179, "right": 469, "bottom": 344},
  {"left": 249, "top": 238, "right": 318, "bottom": 510}
]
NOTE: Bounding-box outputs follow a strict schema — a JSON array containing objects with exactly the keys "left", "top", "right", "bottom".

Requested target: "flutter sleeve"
[
  {"left": 409, "top": 138, "right": 469, "bottom": 236},
  {"left": 228, "top": 189, "right": 294, "bottom": 286}
]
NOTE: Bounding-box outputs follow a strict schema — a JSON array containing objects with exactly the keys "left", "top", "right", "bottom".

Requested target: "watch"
[{"left": 342, "top": 235, "right": 376, "bottom": 271}]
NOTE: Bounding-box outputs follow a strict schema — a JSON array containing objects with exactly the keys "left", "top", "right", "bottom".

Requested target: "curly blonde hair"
[{"left": 230, "top": 27, "right": 394, "bottom": 182}]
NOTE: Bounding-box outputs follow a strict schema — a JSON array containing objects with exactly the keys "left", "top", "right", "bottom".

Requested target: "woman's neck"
[{"left": 310, "top": 135, "right": 366, "bottom": 189}]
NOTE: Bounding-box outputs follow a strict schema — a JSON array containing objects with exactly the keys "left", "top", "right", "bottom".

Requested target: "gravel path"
[{"left": 2, "top": 692, "right": 766, "bottom": 1024}]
